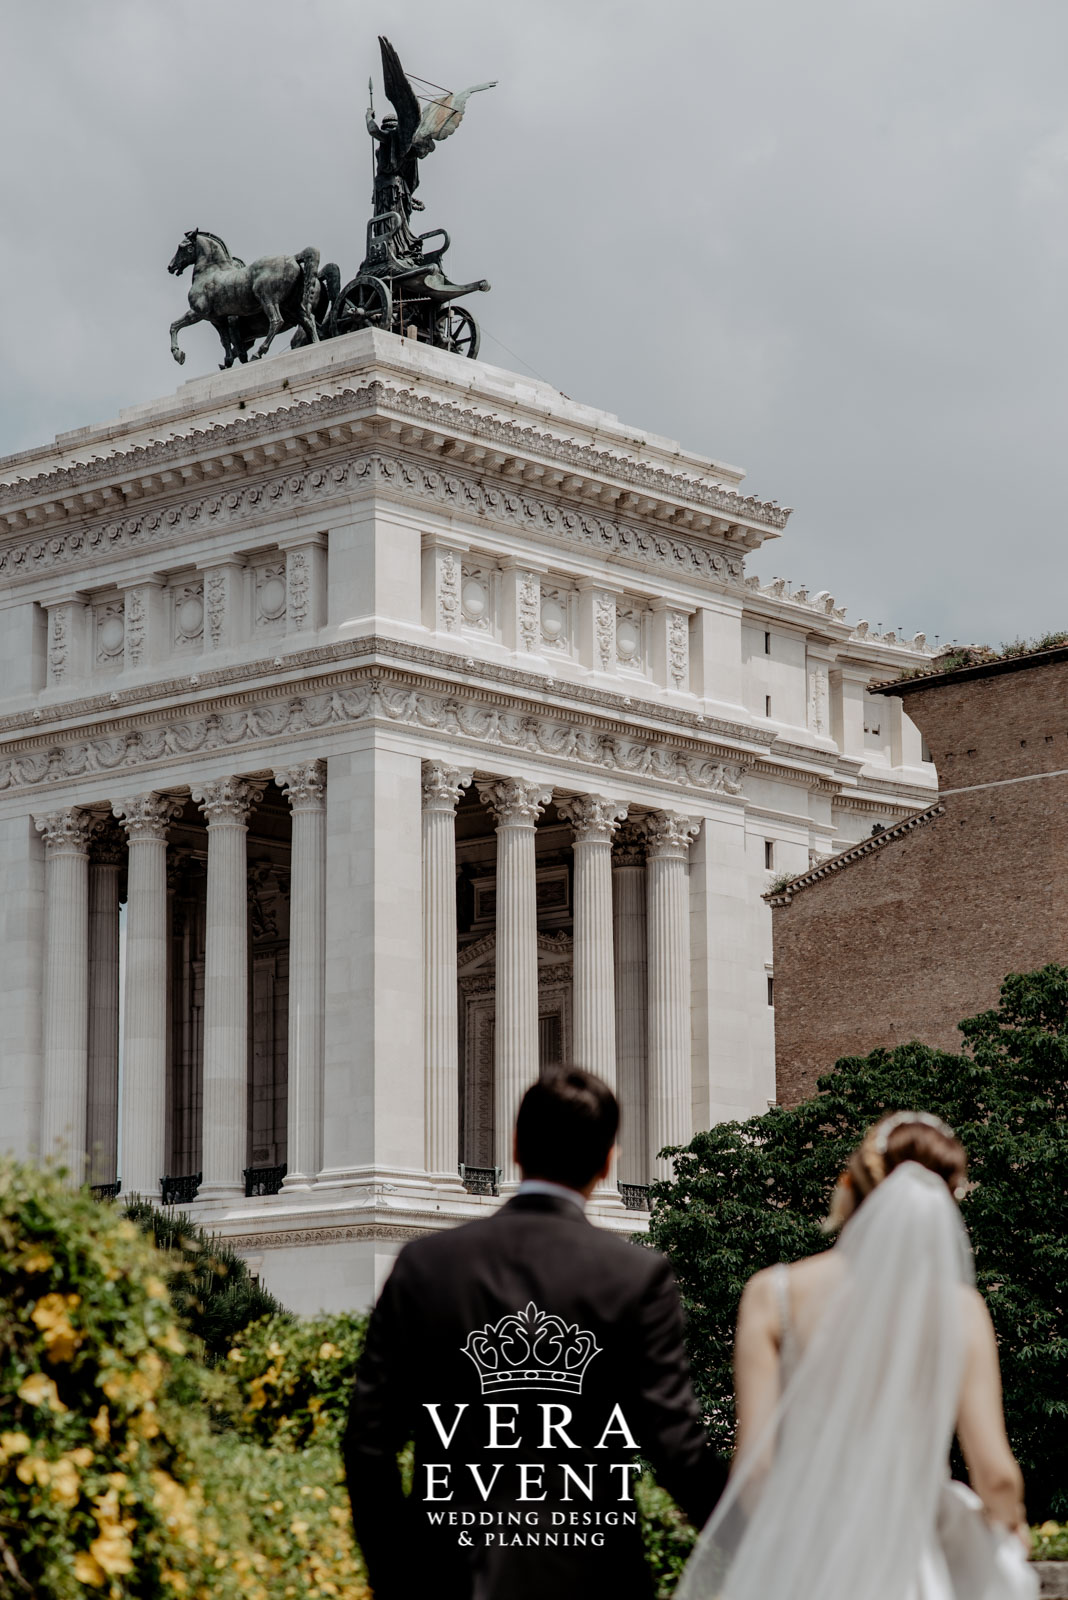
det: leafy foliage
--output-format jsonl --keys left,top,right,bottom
{"left": 122, "top": 1199, "right": 287, "bottom": 1362}
{"left": 224, "top": 1311, "right": 368, "bottom": 1449}
{"left": 648, "top": 966, "right": 1068, "bottom": 1520}
{"left": 0, "top": 1160, "right": 369, "bottom": 1600}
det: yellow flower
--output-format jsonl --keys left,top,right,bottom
{"left": 31, "top": 1293, "right": 82, "bottom": 1363}
{"left": 145, "top": 1276, "right": 169, "bottom": 1300}
{"left": 227, "top": 1347, "right": 244, "bottom": 1363}
{"left": 21, "top": 1249, "right": 53, "bottom": 1273}
{"left": 158, "top": 1325, "right": 186, "bottom": 1356}
{"left": 73, "top": 1549, "right": 107, "bottom": 1587}
{"left": 90, "top": 1406, "right": 110, "bottom": 1444}
{"left": 17, "top": 1371, "right": 67, "bottom": 1412}
{"left": 0, "top": 1431, "right": 31, "bottom": 1460}
{"left": 89, "top": 1527, "right": 134, "bottom": 1576}
{"left": 49, "top": 1457, "right": 80, "bottom": 1508}
{"left": 318, "top": 1342, "right": 340, "bottom": 1361}
{"left": 291, "top": 1519, "right": 310, "bottom": 1536}
{"left": 16, "top": 1455, "right": 51, "bottom": 1487}
{"left": 66, "top": 1446, "right": 95, "bottom": 1468}
{"left": 1038, "top": 1520, "right": 1061, "bottom": 1536}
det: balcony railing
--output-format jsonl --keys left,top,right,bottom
{"left": 619, "top": 1183, "right": 651, "bottom": 1212}
{"left": 244, "top": 1163, "right": 287, "bottom": 1197}
{"left": 161, "top": 1172, "right": 201, "bottom": 1206}
{"left": 459, "top": 1164, "right": 501, "bottom": 1197}
{"left": 90, "top": 1181, "right": 121, "bottom": 1201}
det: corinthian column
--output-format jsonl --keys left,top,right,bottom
{"left": 87, "top": 826, "right": 123, "bottom": 1186}
{"left": 643, "top": 811, "right": 700, "bottom": 1179}
{"left": 422, "top": 762, "right": 471, "bottom": 1180}
{"left": 191, "top": 777, "right": 264, "bottom": 1201}
{"left": 33, "top": 808, "right": 92, "bottom": 1176}
{"left": 477, "top": 777, "right": 552, "bottom": 1183}
{"left": 274, "top": 761, "right": 327, "bottom": 1188}
{"left": 113, "top": 793, "right": 183, "bottom": 1199}
{"left": 612, "top": 822, "right": 649, "bottom": 1185}
{"left": 557, "top": 795, "right": 628, "bottom": 1088}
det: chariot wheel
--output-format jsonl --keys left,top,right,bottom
{"left": 435, "top": 304, "right": 480, "bottom": 359}
{"left": 328, "top": 275, "right": 392, "bottom": 338}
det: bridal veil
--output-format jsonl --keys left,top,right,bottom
{"left": 677, "top": 1161, "right": 974, "bottom": 1600}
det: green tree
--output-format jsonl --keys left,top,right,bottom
{"left": 647, "top": 965, "right": 1068, "bottom": 1519}
{"left": 122, "top": 1199, "right": 288, "bottom": 1362}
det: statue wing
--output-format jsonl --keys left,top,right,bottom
{"left": 378, "top": 35, "right": 421, "bottom": 155}
{"left": 414, "top": 80, "right": 497, "bottom": 144}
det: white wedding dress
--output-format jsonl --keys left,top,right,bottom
{"left": 676, "top": 1163, "right": 1037, "bottom": 1600}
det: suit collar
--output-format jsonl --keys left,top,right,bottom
{"left": 501, "top": 1191, "right": 590, "bottom": 1224}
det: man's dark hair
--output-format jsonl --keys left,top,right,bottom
{"left": 515, "top": 1067, "right": 619, "bottom": 1190}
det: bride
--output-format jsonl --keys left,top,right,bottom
{"left": 677, "top": 1112, "right": 1034, "bottom": 1600}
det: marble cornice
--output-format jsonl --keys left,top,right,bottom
{"left": 0, "top": 640, "right": 773, "bottom": 801}
{"left": 0, "top": 449, "right": 755, "bottom": 604}
{"left": 0, "top": 379, "right": 788, "bottom": 550}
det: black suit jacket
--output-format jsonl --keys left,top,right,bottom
{"left": 344, "top": 1193, "right": 724, "bottom": 1600}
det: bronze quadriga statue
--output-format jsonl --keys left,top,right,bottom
{"left": 167, "top": 37, "right": 495, "bottom": 371}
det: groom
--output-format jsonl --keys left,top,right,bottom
{"left": 344, "top": 1066, "right": 725, "bottom": 1600}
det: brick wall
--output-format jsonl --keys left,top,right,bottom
{"left": 772, "top": 652, "right": 1068, "bottom": 1108}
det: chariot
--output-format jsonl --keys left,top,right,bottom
{"left": 327, "top": 206, "right": 490, "bottom": 358}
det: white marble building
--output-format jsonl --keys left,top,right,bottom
{"left": 0, "top": 331, "right": 935, "bottom": 1309}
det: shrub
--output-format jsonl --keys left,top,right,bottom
{"left": 0, "top": 1160, "right": 370, "bottom": 1600}
{"left": 225, "top": 1310, "right": 368, "bottom": 1449}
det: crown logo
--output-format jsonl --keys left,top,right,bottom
{"left": 462, "top": 1301, "right": 602, "bottom": 1396}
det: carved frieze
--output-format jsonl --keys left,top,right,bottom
{"left": 172, "top": 580, "right": 205, "bottom": 648}
{"left": 668, "top": 610, "right": 689, "bottom": 691}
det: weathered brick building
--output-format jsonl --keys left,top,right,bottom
{"left": 769, "top": 644, "right": 1068, "bottom": 1107}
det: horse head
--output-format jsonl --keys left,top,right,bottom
{"left": 167, "top": 230, "right": 200, "bottom": 277}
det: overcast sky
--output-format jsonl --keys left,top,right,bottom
{"left": 2, "top": 0, "right": 1066, "bottom": 646}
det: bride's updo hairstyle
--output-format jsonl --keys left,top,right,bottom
{"left": 826, "top": 1111, "right": 967, "bottom": 1230}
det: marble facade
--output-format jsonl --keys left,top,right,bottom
{"left": 0, "top": 330, "right": 936, "bottom": 1309}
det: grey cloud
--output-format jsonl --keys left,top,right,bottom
{"left": 2, "top": 0, "right": 1066, "bottom": 645}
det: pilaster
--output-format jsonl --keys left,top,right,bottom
{"left": 197, "top": 557, "right": 249, "bottom": 653}
{"left": 280, "top": 534, "right": 327, "bottom": 638}
{"left": 120, "top": 577, "right": 168, "bottom": 672}
{"left": 648, "top": 600, "right": 693, "bottom": 696}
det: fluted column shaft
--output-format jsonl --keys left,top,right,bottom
{"left": 478, "top": 777, "right": 551, "bottom": 1183}
{"left": 192, "top": 777, "right": 263, "bottom": 1200}
{"left": 422, "top": 763, "right": 471, "bottom": 1179}
{"left": 612, "top": 827, "right": 649, "bottom": 1185}
{"left": 558, "top": 795, "right": 628, "bottom": 1088}
{"left": 113, "top": 794, "right": 182, "bottom": 1198}
{"left": 644, "top": 812, "right": 700, "bottom": 1179}
{"left": 87, "top": 833, "right": 123, "bottom": 1185}
{"left": 275, "top": 762, "right": 327, "bottom": 1187}
{"left": 34, "top": 809, "right": 92, "bottom": 1176}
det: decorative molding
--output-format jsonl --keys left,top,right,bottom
{"left": 113, "top": 792, "right": 184, "bottom": 841}
{"left": 0, "top": 450, "right": 749, "bottom": 601}
{"left": 274, "top": 759, "right": 327, "bottom": 812}
{"left": 192, "top": 776, "right": 265, "bottom": 825}
{"left": 517, "top": 571, "right": 540, "bottom": 652}
{"left": 640, "top": 810, "right": 701, "bottom": 858}
{"left": 33, "top": 805, "right": 93, "bottom": 854}
{"left": 476, "top": 776, "right": 553, "bottom": 827}
{"left": 438, "top": 549, "right": 461, "bottom": 633}
{"left": 205, "top": 570, "right": 227, "bottom": 649}
{"left": 668, "top": 610, "right": 689, "bottom": 690}
{"left": 124, "top": 586, "right": 146, "bottom": 667}
{"left": 595, "top": 594, "right": 616, "bottom": 669}
{"left": 172, "top": 580, "right": 205, "bottom": 647}
{"left": 88, "top": 819, "right": 125, "bottom": 866}
{"left": 0, "top": 666, "right": 756, "bottom": 801}
{"left": 766, "top": 802, "right": 946, "bottom": 904}
{"left": 286, "top": 550, "right": 309, "bottom": 631}
{"left": 808, "top": 663, "right": 829, "bottom": 736}
{"left": 46, "top": 602, "right": 73, "bottom": 685}
{"left": 222, "top": 1223, "right": 430, "bottom": 1250}
{"left": 421, "top": 760, "right": 472, "bottom": 812}
{"left": 611, "top": 818, "right": 647, "bottom": 867}
{"left": 556, "top": 793, "right": 629, "bottom": 844}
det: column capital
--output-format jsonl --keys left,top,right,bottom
{"left": 113, "top": 792, "right": 183, "bottom": 841}
{"left": 33, "top": 807, "right": 94, "bottom": 856}
{"left": 275, "top": 760, "right": 327, "bottom": 812}
{"left": 476, "top": 777, "right": 552, "bottom": 827}
{"left": 641, "top": 810, "right": 701, "bottom": 860}
{"left": 557, "top": 794, "right": 629, "bottom": 844}
{"left": 611, "top": 818, "right": 648, "bottom": 867}
{"left": 192, "top": 776, "right": 264, "bottom": 825}
{"left": 88, "top": 819, "right": 126, "bottom": 867}
{"left": 422, "top": 761, "right": 472, "bottom": 813}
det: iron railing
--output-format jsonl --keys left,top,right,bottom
{"left": 244, "top": 1163, "right": 287, "bottom": 1198}
{"left": 160, "top": 1172, "right": 201, "bottom": 1206}
{"left": 459, "top": 1164, "right": 501, "bottom": 1197}
{"left": 619, "top": 1183, "right": 651, "bottom": 1212}
{"left": 90, "top": 1181, "right": 121, "bottom": 1201}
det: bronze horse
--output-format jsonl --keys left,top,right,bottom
{"left": 167, "top": 229, "right": 338, "bottom": 368}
